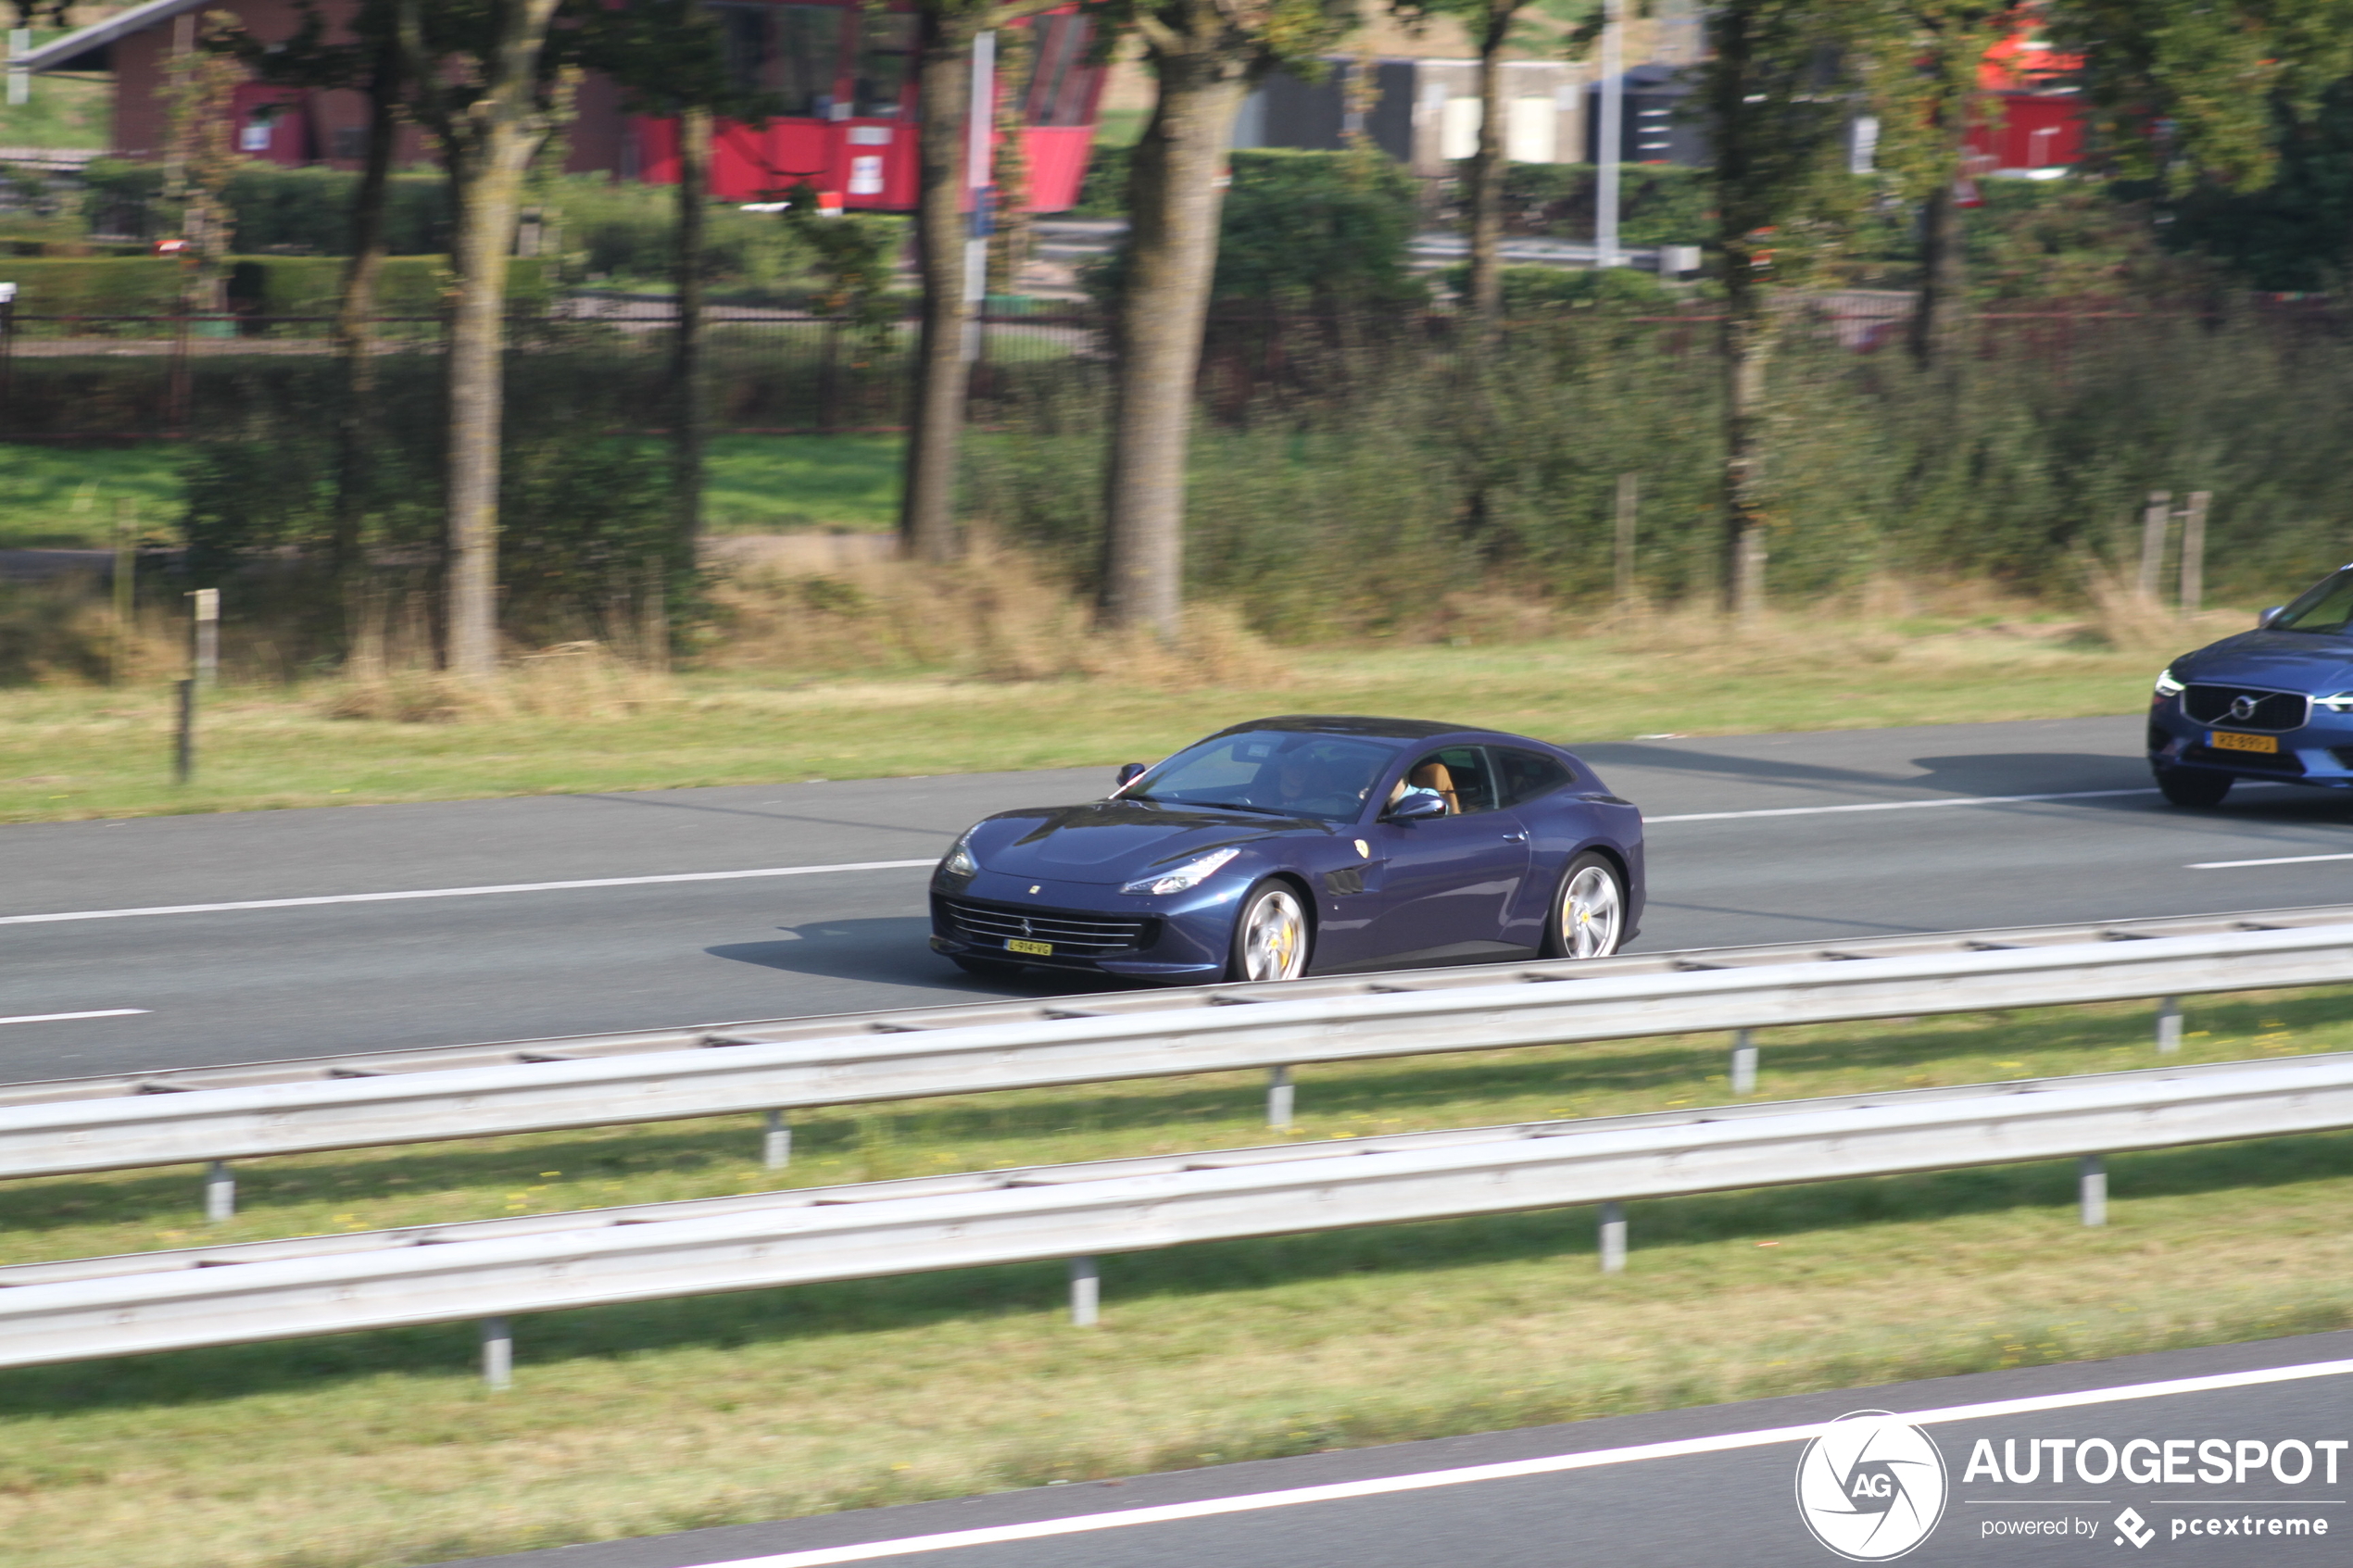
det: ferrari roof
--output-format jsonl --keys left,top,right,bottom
{"left": 1213, "top": 715, "right": 1482, "bottom": 741}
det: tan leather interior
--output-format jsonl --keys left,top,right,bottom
{"left": 1407, "top": 760, "right": 1459, "bottom": 814}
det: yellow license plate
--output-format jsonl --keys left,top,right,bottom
{"left": 2209, "top": 730, "right": 2279, "bottom": 754}
{"left": 1006, "top": 938, "right": 1053, "bottom": 956}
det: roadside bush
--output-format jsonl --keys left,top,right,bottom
{"left": 554, "top": 175, "right": 818, "bottom": 292}
{"left": 177, "top": 345, "right": 686, "bottom": 659}
{"left": 80, "top": 158, "right": 450, "bottom": 253}
{"left": 1436, "top": 264, "right": 1680, "bottom": 313}
{"left": 1088, "top": 148, "right": 1425, "bottom": 307}
{"left": 1493, "top": 163, "right": 1715, "bottom": 245}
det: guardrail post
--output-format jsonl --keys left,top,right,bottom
{"left": 1068, "top": 1256, "right": 1100, "bottom": 1326}
{"left": 480, "top": 1317, "right": 513, "bottom": 1388}
{"left": 2156, "top": 997, "right": 2182, "bottom": 1054}
{"left": 1266, "top": 1066, "right": 1294, "bottom": 1128}
{"left": 762, "top": 1109, "right": 791, "bottom": 1170}
{"left": 2079, "top": 1155, "right": 2107, "bottom": 1227}
{"left": 204, "top": 1160, "right": 234, "bottom": 1222}
{"left": 1730, "top": 1030, "right": 1757, "bottom": 1096}
{"left": 1598, "top": 1201, "right": 1626, "bottom": 1273}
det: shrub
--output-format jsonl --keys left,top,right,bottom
{"left": 1493, "top": 163, "right": 1715, "bottom": 246}
{"left": 1088, "top": 148, "right": 1426, "bottom": 307}
{"left": 1437, "top": 264, "right": 1680, "bottom": 314}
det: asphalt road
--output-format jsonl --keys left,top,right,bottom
{"left": 433, "top": 1329, "right": 2353, "bottom": 1568}
{"left": 6, "top": 713, "right": 2352, "bottom": 1084}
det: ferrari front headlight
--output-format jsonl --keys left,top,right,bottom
{"left": 2153, "top": 668, "right": 2184, "bottom": 698}
{"left": 1120, "top": 847, "right": 1239, "bottom": 897}
{"left": 940, "top": 836, "right": 978, "bottom": 881}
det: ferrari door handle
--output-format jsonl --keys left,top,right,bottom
{"left": 1501, "top": 828, "right": 1528, "bottom": 843}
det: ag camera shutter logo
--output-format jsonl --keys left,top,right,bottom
{"left": 1793, "top": 1411, "right": 1950, "bottom": 1561}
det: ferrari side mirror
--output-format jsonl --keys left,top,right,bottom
{"left": 1115, "top": 762, "right": 1148, "bottom": 788}
{"left": 1385, "top": 792, "right": 1448, "bottom": 822}
{"left": 2258, "top": 606, "right": 2284, "bottom": 629}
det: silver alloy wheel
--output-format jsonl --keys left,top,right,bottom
{"left": 1557, "top": 862, "right": 1624, "bottom": 959}
{"left": 1238, "top": 885, "right": 1309, "bottom": 982}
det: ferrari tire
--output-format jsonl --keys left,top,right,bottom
{"left": 2154, "top": 766, "right": 2233, "bottom": 809}
{"left": 950, "top": 954, "right": 1025, "bottom": 978}
{"left": 1541, "top": 852, "right": 1626, "bottom": 960}
{"left": 1227, "top": 881, "right": 1310, "bottom": 984}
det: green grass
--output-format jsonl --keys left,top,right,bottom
{"left": 699, "top": 433, "right": 900, "bottom": 533}
{"left": 3, "top": 990, "right": 2348, "bottom": 1568}
{"left": 0, "top": 627, "right": 2158, "bottom": 823}
{"left": 0, "top": 435, "right": 899, "bottom": 549}
{"left": 0, "top": 442, "right": 185, "bottom": 549}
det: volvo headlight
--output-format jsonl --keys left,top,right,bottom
{"left": 1120, "top": 847, "right": 1239, "bottom": 897}
{"left": 2320, "top": 693, "right": 2353, "bottom": 714}
{"left": 939, "top": 836, "right": 978, "bottom": 882}
{"left": 2153, "top": 668, "right": 2184, "bottom": 698}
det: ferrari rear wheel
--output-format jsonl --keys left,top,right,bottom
{"left": 1543, "top": 853, "right": 1625, "bottom": 960}
{"left": 1229, "top": 882, "right": 1310, "bottom": 983}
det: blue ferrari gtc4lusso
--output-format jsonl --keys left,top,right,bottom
{"left": 2148, "top": 564, "right": 2353, "bottom": 807}
{"left": 929, "top": 715, "right": 1645, "bottom": 985}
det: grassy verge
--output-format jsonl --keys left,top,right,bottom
{"left": 0, "top": 442, "right": 185, "bottom": 549}
{"left": 0, "top": 435, "right": 899, "bottom": 550}
{"left": 2, "top": 989, "right": 2347, "bottom": 1568}
{"left": 0, "top": 621, "right": 2158, "bottom": 825}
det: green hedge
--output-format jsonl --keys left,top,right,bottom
{"left": 0, "top": 256, "right": 549, "bottom": 319}
{"left": 80, "top": 158, "right": 452, "bottom": 255}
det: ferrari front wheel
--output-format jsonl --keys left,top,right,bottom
{"left": 1228, "top": 882, "right": 1310, "bottom": 983}
{"left": 1542, "top": 853, "right": 1625, "bottom": 960}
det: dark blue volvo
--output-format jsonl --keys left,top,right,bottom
{"left": 2148, "top": 564, "right": 2353, "bottom": 805}
{"left": 929, "top": 715, "right": 1645, "bottom": 985}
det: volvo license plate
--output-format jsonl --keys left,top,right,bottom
{"left": 1006, "top": 938, "right": 1053, "bottom": 956}
{"left": 2209, "top": 730, "right": 2279, "bottom": 754}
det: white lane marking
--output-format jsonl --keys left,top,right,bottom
{"left": 1646, "top": 787, "right": 2162, "bottom": 823}
{"left": 0, "top": 860, "right": 940, "bottom": 927}
{"left": 0, "top": 1009, "right": 148, "bottom": 1025}
{"left": 2190, "top": 850, "right": 2353, "bottom": 869}
{"left": 700, "top": 1356, "right": 2353, "bottom": 1566}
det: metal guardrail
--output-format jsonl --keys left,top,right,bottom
{"left": 6, "top": 907, "right": 2353, "bottom": 1207}
{"left": 5, "top": 1050, "right": 2347, "bottom": 1379}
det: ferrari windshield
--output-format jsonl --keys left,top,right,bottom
{"left": 1123, "top": 731, "right": 1402, "bottom": 822}
{"left": 2271, "top": 569, "right": 2353, "bottom": 634}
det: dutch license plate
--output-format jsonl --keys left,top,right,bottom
{"left": 1006, "top": 938, "right": 1054, "bottom": 957}
{"left": 2209, "top": 730, "right": 2279, "bottom": 754}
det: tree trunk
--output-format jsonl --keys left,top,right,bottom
{"left": 899, "top": 19, "right": 974, "bottom": 564}
{"left": 1466, "top": 0, "right": 1512, "bottom": 327}
{"left": 1098, "top": 53, "right": 1250, "bottom": 638}
{"left": 672, "top": 105, "right": 711, "bottom": 558}
{"left": 1907, "top": 95, "right": 1967, "bottom": 368}
{"left": 1720, "top": 277, "right": 1770, "bottom": 624}
{"left": 989, "top": 20, "right": 1033, "bottom": 296}
{"left": 432, "top": 0, "right": 560, "bottom": 678}
{"left": 333, "top": 44, "right": 398, "bottom": 605}
{"left": 443, "top": 133, "right": 539, "bottom": 676}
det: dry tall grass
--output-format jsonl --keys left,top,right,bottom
{"left": 701, "top": 535, "right": 1285, "bottom": 689}
{"left": 316, "top": 642, "right": 683, "bottom": 723}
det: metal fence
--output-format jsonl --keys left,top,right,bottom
{"left": 6, "top": 1047, "right": 2349, "bottom": 1382}
{"left": 8, "top": 905, "right": 2352, "bottom": 1219}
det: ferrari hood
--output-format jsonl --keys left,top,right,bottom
{"left": 963, "top": 800, "right": 1308, "bottom": 884}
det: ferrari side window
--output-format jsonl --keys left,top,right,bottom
{"left": 1495, "top": 748, "right": 1571, "bottom": 806}
{"left": 1405, "top": 746, "right": 1497, "bottom": 814}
